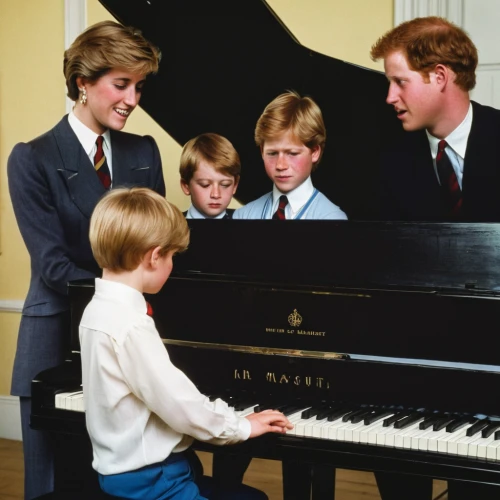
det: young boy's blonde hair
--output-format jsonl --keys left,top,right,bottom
{"left": 179, "top": 133, "right": 241, "bottom": 183}
{"left": 254, "top": 90, "right": 326, "bottom": 169}
{"left": 90, "top": 187, "right": 189, "bottom": 272}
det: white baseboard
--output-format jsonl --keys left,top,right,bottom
{"left": 0, "top": 395, "right": 22, "bottom": 441}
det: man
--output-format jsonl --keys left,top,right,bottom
{"left": 372, "top": 16, "right": 500, "bottom": 222}
{"left": 370, "top": 16, "right": 500, "bottom": 500}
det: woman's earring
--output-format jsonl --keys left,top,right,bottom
{"left": 79, "top": 87, "right": 87, "bottom": 105}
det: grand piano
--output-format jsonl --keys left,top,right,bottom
{"left": 30, "top": 1, "right": 500, "bottom": 499}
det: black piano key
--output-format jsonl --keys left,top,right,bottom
{"left": 494, "top": 430, "right": 500, "bottom": 440}
{"left": 364, "top": 409, "right": 394, "bottom": 425}
{"left": 316, "top": 403, "right": 347, "bottom": 420}
{"left": 446, "top": 416, "right": 475, "bottom": 433}
{"left": 393, "top": 412, "right": 425, "bottom": 429}
{"left": 432, "top": 416, "right": 456, "bottom": 432}
{"left": 383, "top": 410, "right": 412, "bottom": 427}
{"left": 481, "top": 422, "right": 500, "bottom": 438}
{"left": 280, "top": 406, "right": 306, "bottom": 417}
{"left": 351, "top": 409, "right": 375, "bottom": 424}
{"left": 302, "top": 403, "right": 331, "bottom": 419}
{"left": 466, "top": 419, "right": 490, "bottom": 437}
{"left": 342, "top": 408, "right": 363, "bottom": 422}
{"left": 327, "top": 407, "right": 356, "bottom": 422}
{"left": 419, "top": 415, "right": 443, "bottom": 430}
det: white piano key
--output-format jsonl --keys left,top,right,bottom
{"left": 436, "top": 426, "right": 466, "bottom": 454}
{"left": 382, "top": 426, "right": 402, "bottom": 448}
{"left": 486, "top": 439, "right": 500, "bottom": 460}
{"left": 344, "top": 420, "right": 369, "bottom": 442}
{"left": 294, "top": 416, "right": 318, "bottom": 437}
{"left": 457, "top": 434, "right": 483, "bottom": 456}
{"left": 394, "top": 422, "right": 422, "bottom": 449}
{"left": 427, "top": 428, "right": 449, "bottom": 453}
{"left": 446, "top": 428, "right": 471, "bottom": 455}
{"left": 410, "top": 428, "right": 434, "bottom": 450}
{"left": 376, "top": 424, "right": 399, "bottom": 446}
{"left": 477, "top": 436, "right": 497, "bottom": 459}
{"left": 305, "top": 417, "right": 327, "bottom": 437}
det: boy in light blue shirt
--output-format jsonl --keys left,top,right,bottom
{"left": 233, "top": 90, "right": 347, "bottom": 220}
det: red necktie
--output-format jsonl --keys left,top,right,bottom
{"left": 436, "top": 140, "right": 462, "bottom": 217}
{"left": 272, "top": 195, "right": 288, "bottom": 220}
{"left": 146, "top": 301, "right": 154, "bottom": 317}
{"left": 94, "top": 136, "right": 111, "bottom": 189}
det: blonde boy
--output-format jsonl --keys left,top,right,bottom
{"left": 81, "top": 187, "right": 292, "bottom": 499}
{"left": 233, "top": 91, "right": 347, "bottom": 220}
{"left": 180, "top": 133, "right": 240, "bottom": 219}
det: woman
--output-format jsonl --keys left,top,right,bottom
{"left": 7, "top": 20, "right": 164, "bottom": 499}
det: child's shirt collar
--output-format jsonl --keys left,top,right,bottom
{"left": 186, "top": 204, "right": 227, "bottom": 219}
{"left": 272, "top": 176, "right": 314, "bottom": 219}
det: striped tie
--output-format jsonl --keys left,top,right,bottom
{"left": 94, "top": 136, "right": 111, "bottom": 189}
{"left": 272, "top": 195, "right": 288, "bottom": 220}
{"left": 436, "top": 140, "right": 462, "bottom": 217}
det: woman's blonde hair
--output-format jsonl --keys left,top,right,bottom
{"left": 90, "top": 188, "right": 189, "bottom": 272}
{"left": 254, "top": 90, "right": 326, "bottom": 168}
{"left": 64, "top": 20, "right": 161, "bottom": 101}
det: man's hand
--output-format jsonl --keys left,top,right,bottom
{"left": 246, "top": 409, "right": 294, "bottom": 438}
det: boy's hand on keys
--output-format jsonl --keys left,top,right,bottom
{"left": 246, "top": 409, "right": 294, "bottom": 438}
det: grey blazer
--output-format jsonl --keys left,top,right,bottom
{"left": 9, "top": 115, "right": 165, "bottom": 395}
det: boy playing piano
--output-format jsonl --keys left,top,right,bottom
{"left": 80, "top": 187, "right": 292, "bottom": 499}
{"left": 233, "top": 90, "right": 347, "bottom": 220}
{"left": 180, "top": 133, "right": 240, "bottom": 219}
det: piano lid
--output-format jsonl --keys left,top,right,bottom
{"left": 98, "top": 0, "right": 404, "bottom": 219}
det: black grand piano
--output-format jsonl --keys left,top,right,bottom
{"left": 30, "top": 1, "right": 500, "bottom": 499}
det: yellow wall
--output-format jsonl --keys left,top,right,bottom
{"left": 0, "top": 0, "right": 392, "bottom": 396}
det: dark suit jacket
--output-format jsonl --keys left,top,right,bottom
{"left": 8, "top": 115, "right": 165, "bottom": 395}
{"left": 379, "top": 101, "right": 500, "bottom": 221}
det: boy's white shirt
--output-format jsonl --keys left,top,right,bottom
{"left": 186, "top": 204, "right": 227, "bottom": 219}
{"left": 79, "top": 278, "right": 250, "bottom": 475}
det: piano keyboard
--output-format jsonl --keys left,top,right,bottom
{"left": 55, "top": 390, "right": 84, "bottom": 412}
{"left": 54, "top": 392, "right": 500, "bottom": 461}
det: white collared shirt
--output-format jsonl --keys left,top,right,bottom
{"left": 79, "top": 278, "right": 251, "bottom": 475}
{"left": 68, "top": 111, "right": 113, "bottom": 181}
{"left": 426, "top": 103, "right": 473, "bottom": 190}
{"left": 186, "top": 204, "right": 227, "bottom": 219}
{"left": 271, "top": 176, "right": 315, "bottom": 219}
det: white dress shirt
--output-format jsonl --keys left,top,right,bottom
{"left": 68, "top": 111, "right": 113, "bottom": 182}
{"left": 186, "top": 204, "right": 227, "bottom": 219}
{"left": 79, "top": 278, "right": 251, "bottom": 475}
{"left": 426, "top": 103, "right": 473, "bottom": 190}
{"left": 271, "top": 177, "right": 315, "bottom": 219}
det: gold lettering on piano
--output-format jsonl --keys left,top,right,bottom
{"left": 234, "top": 369, "right": 251, "bottom": 380}
{"left": 265, "top": 372, "right": 330, "bottom": 390}
{"left": 297, "top": 330, "right": 326, "bottom": 337}
{"left": 265, "top": 327, "right": 326, "bottom": 337}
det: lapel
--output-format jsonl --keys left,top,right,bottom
{"left": 463, "top": 101, "right": 496, "bottom": 192}
{"left": 53, "top": 116, "right": 106, "bottom": 218}
{"left": 109, "top": 130, "right": 129, "bottom": 186}
{"left": 406, "top": 131, "right": 444, "bottom": 216}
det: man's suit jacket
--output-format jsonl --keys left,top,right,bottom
{"left": 8, "top": 115, "right": 165, "bottom": 395}
{"left": 379, "top": 101, "right": 500, "bottom": 221}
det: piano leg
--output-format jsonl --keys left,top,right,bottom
{"left": 282, "top": 461, "right": 312, "bottom": 500}
{"left": 312, "top": 465, "right": 335, "bottom": 500}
